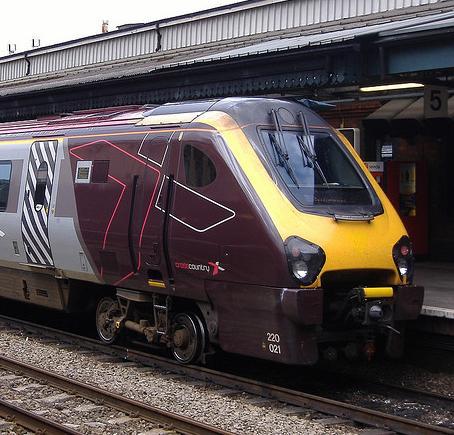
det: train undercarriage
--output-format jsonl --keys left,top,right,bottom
{"left": 0, "top": 264, "right": 423, "bottom": 365}
{"left": 94, "top": 284, "right": 423, "bottom": 365}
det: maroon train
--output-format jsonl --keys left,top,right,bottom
{"left": 0, "top": 98, "right": 423, "bottom": 364}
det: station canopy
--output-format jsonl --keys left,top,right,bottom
{"left": 1, "top": 1, "right": 454, "bottom": 120}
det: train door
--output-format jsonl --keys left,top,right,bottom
{"left": 165, "top": 130, "right": 236, "bottom": 300}
{"left": 21, "top": 140, "right": 58, "bottom": 266}
{"left": 69, "top": 133, "right": 151, "bottom": 285}
{"left": 137, "top": 130, "right": 176, "bottom": 289}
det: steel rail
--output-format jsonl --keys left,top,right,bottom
{"left": 1, "top": 314, "right": 453, "bottom": 435}
{"left": 0, "top": 354, "right": 231, "bottom": 435}
{"left": 125, "top": 353, "right": 453, "bottom": 435}
{"left": 315, "top": 367, "right": 454, "bottom": 406}
{"left": 0, "top": 396, "right": 81, "bottom": 435}
{"left": 408, "top": 332, "right": 454, "bottom": 352}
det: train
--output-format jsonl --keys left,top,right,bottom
{"left": 0, "top": 97, "right": 423, "bottom": 365}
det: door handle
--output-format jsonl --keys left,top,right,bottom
{"left": 146, "top": 243, "right": 160, "bottom": 266}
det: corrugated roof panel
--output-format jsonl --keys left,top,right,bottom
{"left": 333, "top": 0, "right": 341, "bottom": 20}
{"left": 0, "top": 8, "right": 451, "bottom": 96}
{"left": 305, "top": 1, "right": 314, "bottom": 25}
{"left": 289, "top": 1, "right": 299, "bottom": 27}
{"left": 189, "top": 9, "right": 454, "bottom": 63}
{"left": 380, "top": 15, "right": 454, "bottom": 36}
{"left": 0, "top": 0, "right": 448, "bottom": 85}
{"left": 379, "top": 0, "right": 388, "bottom": 12}
{"left": 69, "top": 48, "right": 76, "bottom": 70}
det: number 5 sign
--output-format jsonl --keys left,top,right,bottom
{"left": 424, "top": 85, "right": 448, "bottom": 118}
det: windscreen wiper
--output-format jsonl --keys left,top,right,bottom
{"left": 297, "top": 111, "right": 330, "bottom": 187}
{"left": 296, "top": 135, "right": 330, "bottom": 187}
{"left": 269, "top": 134, "right": 299, "bottom": 187}
{"left": 270, "top": 109, "right": 299, "bottom": 187}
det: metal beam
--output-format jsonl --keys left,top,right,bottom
{"left": 386, "top": 39, "right": 454, "bottom": 74}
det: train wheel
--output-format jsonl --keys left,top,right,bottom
{"left": 96, "top": 297, "right": 120, "bottom": 344}
{"left": 171, "top": 312, "right": 206, "bottom": 364}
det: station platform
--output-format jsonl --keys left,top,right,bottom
{"left": 412, "top": 262, "right": 454, "bottom": 336}
{"left": 415, "top": 262, "right": 454, "bottom": 318}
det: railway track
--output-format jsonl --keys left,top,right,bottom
{"left": 0, "top": 334, "right": 231, "bottom": 434}
{"left": 0, "top": 395, "right": 81, "bottom": 435}
{"left": 314, "top": 367, "right": 454, "bottom": 405}
{"left": 302, "top": 367, "right": 454, "bottom": 430}
{"left": 408, "top": 331, "right": 454, "bottom": 352}
{"left": 0, "top": 313, "right": 453, "bottom": 435}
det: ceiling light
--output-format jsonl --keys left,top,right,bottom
{"left": 360, "top": 83, "right": 424, "bottom": 92}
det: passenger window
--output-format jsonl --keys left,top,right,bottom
{"left": 183, "top": 145, "right": 216, "bottom": 188}
{"left": 34, "top": 162, "right": 48, "bottom": 211}
{"left": 0, "top": 161, "right": 11, "bottom": 212}
{"left": 91, "top": 160, "right": 109, "bottom": 183}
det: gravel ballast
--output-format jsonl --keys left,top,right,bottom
{"left": 0, "top": 366, "right": 171, "bottom": 434}
{"left": 0, "top": 326, "right": 357, "bottom": 435}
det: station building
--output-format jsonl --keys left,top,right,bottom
{"left": 1, "top": 0, "right": 453, "bottom": 321}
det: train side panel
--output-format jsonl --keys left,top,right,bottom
{"left": 0, "top": 137, "right": 99, "bottom": 309}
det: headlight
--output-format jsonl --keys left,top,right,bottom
{"left": 284, "top": 236, "right": 326, "bottom": 286}
{"left": 392, "top": 236, "right": 414, "bottom": 283}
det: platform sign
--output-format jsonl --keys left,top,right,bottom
{"left": 381, "top": 143, "right": 394, "bottom": 161}
{"left": 365, "top": 161, "right": 384, "bottom": 186}
{"left": 424, "top": 85, "right": 448, "bottom": 118}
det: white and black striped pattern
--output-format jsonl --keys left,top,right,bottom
{"left": 21, "top": 140, "right": 58, "bottom": 266}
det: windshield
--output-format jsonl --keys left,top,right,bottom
{"left": 261, "top": 130, "right": 378, "bottom": 210}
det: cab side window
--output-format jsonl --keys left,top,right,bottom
{"left": 91, "top": 160, "right": 109, "bottom": 183}
{"left": 0, "top": 161, "right": 12, "bottom": 212}
{"left": 183, "top": 145, "right": 216, "bottom": 188}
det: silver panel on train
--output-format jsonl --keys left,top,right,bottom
{"left": 48, "top": 141, "right": 97, "bottom": 281}
{"left": 0, "top": 0, "right": 443, "bottom": 81}
{"left": 0, "top": 139, "right": 97, "bottom": 281}
{"left": 0, "top": 143, "right": 30, "bottom": 267}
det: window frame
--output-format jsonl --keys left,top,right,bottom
{"left": 257, "top": 126, "right": 383, "bottom": 217}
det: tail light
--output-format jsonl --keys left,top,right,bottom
{"left": 285, "top": 236, "right": 326, "bottom": 286}
{"left": 392, "top": 236, "right": 414, "bottom": 283}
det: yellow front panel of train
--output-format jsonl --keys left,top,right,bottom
{"left": 199, "top": 111, "right": 405, "bottom": 287}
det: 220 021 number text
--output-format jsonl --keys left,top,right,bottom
{"left": 266, "top": 332, "right": 281, "bottom": 354}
